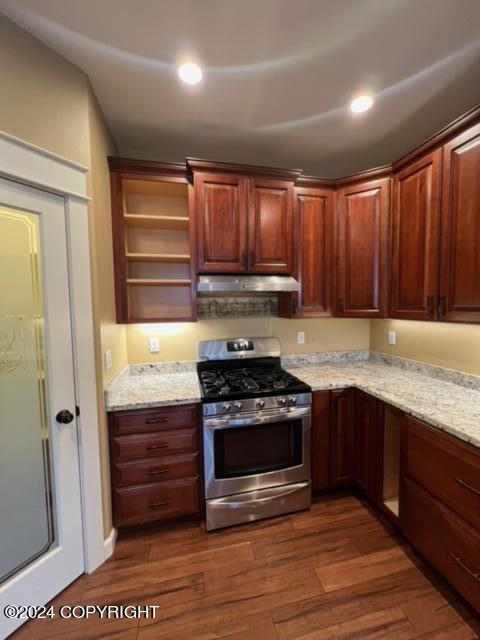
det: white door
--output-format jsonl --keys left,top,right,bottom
{"left": 0, "top": 178, "right": 84, "bottom": 639}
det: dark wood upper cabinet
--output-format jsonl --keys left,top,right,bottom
{"left": 278, "top": 184, "right": 333, "bottom": 318}
{"left": 296, "top": 186, "right": 333, "bottom": 315}
{"left": 390, "top": 150, "right": 441, "bottom": 320}
{"left": 439, "top": 122, "right": 480, "bottom": 323}
{"left": 247, "top": 178, "right": 294, "bottom": 273}
{"left": 190, "top": 160, "right": 299, "bottom": 275}
{"left": 195, "top": 173, "right": 247, "bottom": 272}
{"left": 335, "top": 178, "right": 390, "bottom": 317}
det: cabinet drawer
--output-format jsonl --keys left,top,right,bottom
{"left": 112, "top": 429, "right": 197, "bottom": 462}
{"left": 404, "top": 417, "right": 480, "bottom": 531}
{"left": 111, "top": 404, "right": 198, "bottom": 436}
{"left": 402, "top": 478, "right": 480, "bottom": 612}
{"left": 114, "top": 477, "right": 200, "bottom": 527}
{"left": 113, "top": 452, "right": 199, "bottom": 487}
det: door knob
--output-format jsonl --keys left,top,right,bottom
{"left": 56, "top": 409, "right": 74, "bottom": 424}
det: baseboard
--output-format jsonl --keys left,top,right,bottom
{"left": 104, "top": 527, "right": 118, "bottom": 560}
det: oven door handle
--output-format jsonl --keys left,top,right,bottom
{"left": 208, "top": 481, "right": 310, "bottom": 509}
{"left": 204, "top": 406, "right": 310, "bottom": 429}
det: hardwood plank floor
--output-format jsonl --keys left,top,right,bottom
{"left": 11, "top": 494, "right": 480, "bottom": 640}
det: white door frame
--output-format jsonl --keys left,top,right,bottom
{"left": 0, "top": 130, "right": 106, "bottom": 573}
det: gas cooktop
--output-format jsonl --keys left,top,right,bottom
{"left": 197, "top": 359, "right": 310, "bottom": 402}
{"left": 197, "top": 337, "right": 311, "bottom": 402}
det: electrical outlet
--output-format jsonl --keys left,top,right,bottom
{"left": 297, "top": 331, "right": 305, "bottom": 345}
{"left": 149, "top": 337, "right": 160, "bottom": 353}
{"left": 388, "top": 330, "right": 396, "bottom": 346}
{"left": 104, "top": 349, "right": 112, "bottom": 371}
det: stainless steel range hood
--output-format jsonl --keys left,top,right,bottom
{"left": 198, "top": 274, "right": 300, "bottom": 293}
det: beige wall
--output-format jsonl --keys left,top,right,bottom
{"left": 86, "top": 89, "right": 127, "bottom": 532}
{"left": 0, "top": 14, "right": 128, "bottom": 536}
{"left": 126, "top": 317, "right": 370, "bottom": 362}
{"left": 371, "top": 320, "right": 480, "bottom": 375}
{"left": 0, "top": 14, "right": 90, "bottom": 166}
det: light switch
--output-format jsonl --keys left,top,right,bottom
{"left": 149, "top": 337, "right": 160, "bottom": 353}
{"left": 104, "top": 349, "right": 112, "bottom": 371}
{"left": 297, "top": 331, "right": 305, "bottom": 345}
{"left": 388, "top": 330, "right": 396, "bottom": 346}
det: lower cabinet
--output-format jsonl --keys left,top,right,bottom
{"left": 108, "top": 404, "right": 202, "bottom": 528}
{"left": 329, "top": 389, "right": 354, "bottom": 488}
{"left": 311, "top": 391, "right": 330, "bottom": 491}
{"left": 352, "top": 390, "right": 379, "bottom": 501}
{"left": 401, "top": 415, "right": 480, "bottom": 613}
{"left": 402, "top": 477, "right": 480, "bottom": 612}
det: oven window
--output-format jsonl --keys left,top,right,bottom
{"left": 214, "top": 419, "right": 303, "bottom": 479}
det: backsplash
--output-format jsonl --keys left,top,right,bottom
{"left": 197, "top": 296, "right": 277, "bottom": 318}
{"left": 369, "top": 351, "right": 480, "bottom": 393}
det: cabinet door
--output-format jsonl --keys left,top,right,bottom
{"left": 247, "top": 178, "right": 294, "bottom": 273}
{"left": 391, "top": 150, "right": 441, "bottom": 320}
{"left": 439, "top": 123, "right": 480, "bottom": 322}
{"left": 401, "top": 478, "right": 480, "bottom": 613}
{"left": 353, "top": 390, "right": 378, "bottom": 501}
{"left": 311, "top": 391, "right": 330, "bottom": 492}
{"left": 195, "top": 173, "right": 247, "bottom": 272}
{"left": 329, "top": 389, "right": 354, "bottom": 487}
{"left": 335, "top": 178, "right": 390, "bottom": 317}
{"left": 295, "top": 186, "right": 333, "bottom": 316}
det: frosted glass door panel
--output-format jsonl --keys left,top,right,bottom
{"left": 0, "top": 207, "right": 55, "bottom": 583}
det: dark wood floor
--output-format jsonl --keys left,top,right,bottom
{"left": 13, "top": 494, "right": 480, "bottom": 639}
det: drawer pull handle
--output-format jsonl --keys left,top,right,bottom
{"left": 449, "top": 553, "right": 480, "bottom": 582}
{"left": 145, "top": 418, "right": 168, "bottom": 424}
{"left": 454, "top": 477, "right": 480, "bottom": 497}
{"left": 146, "top": 443, "right": 168, "bottom": 450}
{"left": 148, "top": 501, "right": 169, "bottom": 509}
{"left": 146, "top": 468, "right": 169, "bottom": 476}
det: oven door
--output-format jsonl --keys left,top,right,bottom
{"left": 204, "top": 406, "right": 311, "bottom": 499}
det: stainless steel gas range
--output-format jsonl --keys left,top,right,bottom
{"left": 197, "top": 337, "right": 312, "bottom": 531}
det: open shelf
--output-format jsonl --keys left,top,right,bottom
{"left": 127, "top": 283, "right": 193, "bottom": 322}
{"left": 112, "top": 171, "right": 195, "bottom": 323}
{"left": 125, "top": 252, "right": 191, "bottom": 263}
{"left": 384, "top": 497, "right": 399, "bottom": 517}
{"left": 382, "top": 405, "right": 402, "bottom": 519}
{"left": 124, "top": 214, "right": 189, "bottom": 230}
{"left": 127, "top": 278, "right": 191, "bottom": 287}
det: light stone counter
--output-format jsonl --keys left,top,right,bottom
{"left": 105, "top": 352, "right": 480, "bottom": 448}
{"left": 105, "top": 366, "right": 201, "bottom": 412}
{"left": 284, "top": 359, "right": 480, "bottom": 448}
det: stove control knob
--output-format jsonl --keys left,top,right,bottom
{"left": 288, "top": 397, "right": 297, "bottom": 405}
{"left": 234, "top": 402, "right": 243, "bottom": 410}
{"left": 278, "top": 397, "right": 287, "bottom": 406}
{"left": 222, "top": 403, "right": 231, "bottom": 412}
{"left": 256, "top": 399, "right": 266, "bottom": 409}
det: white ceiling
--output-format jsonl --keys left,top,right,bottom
{"left": 2, "top": 0, "right": 480, "bottom": 176}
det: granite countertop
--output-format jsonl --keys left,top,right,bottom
{"left": 284, "top": 360, "right": 480, "bottom": 448}
{"left": 105, "top": 363, "right": 201, "bottom": 412}
{"left": 105, "top": 353, "right": 480, "bottom": 449}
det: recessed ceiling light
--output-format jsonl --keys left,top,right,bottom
{"left": 350, "top": 95, "right": 374, "bottom": 113}
{"left": 178, "top": 62, "right": 203, "bottom": 85}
